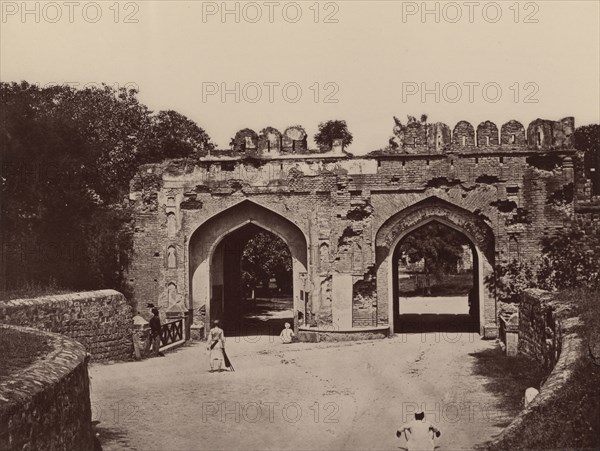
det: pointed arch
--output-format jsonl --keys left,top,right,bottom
{"left": 188, "top": 200, "right": 308, "bottom": 333}
{"left": 374, "top": 197, "right": 496, "bottom": 336}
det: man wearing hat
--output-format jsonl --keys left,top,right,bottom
{"left": 396, "top": 410, "right": 441, "bottom": 451}
{"left": 145, "top": 307, "right": 164, "bottom": 357}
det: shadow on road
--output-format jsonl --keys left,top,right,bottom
{"left": 468, "top": 347, "right": 545, "bottom": 429}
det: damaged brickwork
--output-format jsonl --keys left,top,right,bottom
{"left": 128, "top": 117, "right": 587, "bottom": 339}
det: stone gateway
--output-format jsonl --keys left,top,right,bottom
{"left": 128, "top": 117, "right": 578, "bottom": 339}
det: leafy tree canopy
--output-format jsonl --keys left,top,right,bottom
{"left": 314, "top": 119, "right": 353, "bottom": 150}
{"left": 0, "top": 81, "right": 213, "bottom": 293}
{"left": 150, "top": 110, "right": 215, "bottom": 161}
{"left": 399, "top": 221, "right": 470, "bottom": 275}
{"left": 241, "top": 231, "right": 292, "bottom": 294}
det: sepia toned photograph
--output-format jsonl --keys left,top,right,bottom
{"left": 1, "top": 1, "right": 599, "bottom": 450}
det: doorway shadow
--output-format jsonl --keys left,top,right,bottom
{"left": 224, "top": 297, "right": 294, "bottom": 337}
{"left": 396, "top": 313, "right": 479, "bottom": 333}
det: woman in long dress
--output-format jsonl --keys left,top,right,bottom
{"left": 207, "top": 320, "right": 225, "bottom": 372}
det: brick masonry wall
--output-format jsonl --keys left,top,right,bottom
{"left": 517, "top": 289, "right": 563, "bottom": 371}
{"left": 0, "top": 325, "right": 94, "bottom": 450}
{"left": 0, "top": 290, "right": 133, "bottom": 361}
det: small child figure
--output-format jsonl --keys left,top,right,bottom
{"left": 280, "top": 322, "right": 295, "bottom": 344}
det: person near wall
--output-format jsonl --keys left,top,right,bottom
{"left": 207, "top": 320, "right": 226, "bottom": 372}
{"left": 280, "top": 322, "right": 295, "bottom": 344}
{"left": 145, "top": 308, "right": 164, "bottom": 357}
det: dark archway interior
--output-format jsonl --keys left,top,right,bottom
{"left": 392, "top": 221, "right": 480, "bottom": 333}
{"left": 211, "top": 223, "right": 294, "bottom": 337}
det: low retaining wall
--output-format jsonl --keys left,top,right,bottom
{"left": 298, "top": 326, "right": 389, "bottom": 342}
{"left": 0, "top": 290, "right": 133, "bottom": 361}
{"left": 485, "top": 289, "right": 584, "bottom": 449}
{"left": 0, "top": 325, "right": 94, "bottom": 450}
{"left": 517, "top": 289, "right": 570, "bottom": 371}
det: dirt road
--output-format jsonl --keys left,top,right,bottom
{"left": 90, "top": 330, "right": 513, "bottom": 450}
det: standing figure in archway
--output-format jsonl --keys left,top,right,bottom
{"left": 207, "top": 320, "right": 225, "bottom": 372}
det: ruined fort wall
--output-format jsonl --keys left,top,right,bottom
{"left": 129, "top": 118, "right": 577, "bottom": 336}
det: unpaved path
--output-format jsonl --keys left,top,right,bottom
{"left": 90, "top": 333, "right": 511, "bottom": 450}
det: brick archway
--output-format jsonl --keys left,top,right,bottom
{"left": 375, "top": 197, "right": 496, "bottom": 337}
{"left": 188, "top": 200, "right": 308, "bottom": 335}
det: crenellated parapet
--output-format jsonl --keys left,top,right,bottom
{"left": 382, "top": 116, "right": 575, "bottom": 155}
{"left": 222, "top": 124, "right": 316, "bottom": 157}
{"left": 500, "top": 120, "right": 527, "bottom": 146}
{"left": 206, "top": 117, "right": 575, "bottom": 161}
{"left": 527, "top": 117, "right": 574, "bottom": 150}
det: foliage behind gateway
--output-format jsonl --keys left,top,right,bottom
{"left": 489, "top": 226, "right": 600, "bottom": 305}
{"left": 0, "top": 82, "right": 214, "bottom": 296}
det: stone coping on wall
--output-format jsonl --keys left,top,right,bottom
{"left": 0, "top": 288, "right": 121, "bottom": 308}
{"left": 177, "top": 147, "right": 577, "bottom": 164}
{"left": 0, "top": 325, "right": 87, "bottom": 406}
{"left": 0, "top": 325, "right": 93, "bottom": 450}
{"left": 483, "top": 293, "right": 585, "bottom": 449}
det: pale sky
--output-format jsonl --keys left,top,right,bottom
{"left": 2, "top": 0, "right": 599, "bottom": 153}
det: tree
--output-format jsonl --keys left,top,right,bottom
{"left": 314, "top": 120, "right": 353, "bottom": 151}
{"left": 0, "top": 81, "right": 214, "bottom": 294}
{"left": 150, "top": 110, "right": 214, "bottom": 161}
{"left": 399, "top": 222, "right": 470, "bottom": 276}
{"left": 241, "top": 231, "right": 292, "bottom": 294}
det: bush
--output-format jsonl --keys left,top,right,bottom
{"left": 490, "top": 227, "right": 600, "bottom": 304}
{"left": 538, "top": 228, "right": 600, "bottom": 291}
{"left": 487, "top": 259, "right": 538, "bottom": 304}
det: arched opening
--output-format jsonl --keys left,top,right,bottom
{"left": 392, "top": 221, "right": 479, "bottom": 333}
{"left": 211, "top": 224, "right": 294, "bottom": 336}
{"left": 188, "top": 200, "right": 308, "bottom": 338}
{"left": 375, "top": 197, "right": 496, "bottom": 337}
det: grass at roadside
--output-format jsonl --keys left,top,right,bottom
{"left": 0, "top": 326, "right": 51, "bottom": 381}
{"left": 488, "top": 357, "right": 599, "bottom": 450}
